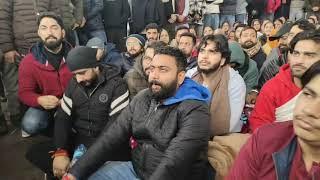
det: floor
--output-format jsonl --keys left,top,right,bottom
{"left": 0, "top": 126, "right": 47, "bottom": 180}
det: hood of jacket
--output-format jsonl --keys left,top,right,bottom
{"left": 229, "top": 42, "right": 250, "bottom": 77}
{"left": 164, "top": 78, "right": 211, "bottom": 105}
{"left": 30, "top": 41, "right": 72, "bottom": 65}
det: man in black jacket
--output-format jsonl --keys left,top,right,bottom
{"left": 25, "top": 46, "right": 130, "bottom": 179}
{"left": 64, "top": 46, "right": 211, "bottom": 180}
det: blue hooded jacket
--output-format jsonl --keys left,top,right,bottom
{"left": 163, "top": 78, "right": 211, "bottom": 106}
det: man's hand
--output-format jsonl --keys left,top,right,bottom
{"left": 4, "top": 50, "right": 20, "bottom": 64}
{"left": 168, "top": 14, "right": 177, "bottom": 24}
{"left": 37, "top": 95, "right": 60, "bottom": 109}
{"left": 72, "top": 23, "right": 80, "bottom": 30}
{"left": 62, "top": 173, "right": 77, "bottom": 180}
{"left": 53, "top": 156, "right": 70, "bottom": 178}
{"left": 177, "top": 15, "right": 186, "bottom": 23}
{"left": 246, "top": 90, "right": 259, "bottom": 105}
{"left": 80, "top": 17, "right": 86, "bottom": 28}
{"left": 312, "top": 6, "right": 319, "bottom": 12}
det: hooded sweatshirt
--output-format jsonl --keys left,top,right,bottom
{"left": 249, "top": 64, "right": 301, "bottom": 132}
{"left": 229, "top": 42, "right": 259, "bottom": 93}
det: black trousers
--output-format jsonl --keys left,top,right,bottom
{"left": 25, "top": 141, "right": 58, "bottom": 180}
{"left": 105, "top": 26, "right": 127, "bottom": 52}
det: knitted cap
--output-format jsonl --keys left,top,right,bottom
{"left": 86, "top": 37, "right": 105, "bottom": 49}
{"left": 66, "top": 46, "right": 99, "bottom": 71}
{"left": 126, "top": 34, "right": 146, "bottom": 47}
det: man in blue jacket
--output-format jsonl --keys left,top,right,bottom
{"left": 64, "top": 46, "right": 211, "bottom": 180}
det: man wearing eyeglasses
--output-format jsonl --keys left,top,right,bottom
{"left": 249, "top": 30, "right": 320, "bottom": 132}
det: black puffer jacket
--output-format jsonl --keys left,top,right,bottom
{"left": 54, "top": 64, "right": 129, "bottom": 149}
{"left": 69, "top": 79, "right": 211, "bottom": 180}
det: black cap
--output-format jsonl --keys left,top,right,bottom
{"left": 66, "top": 46, "right": 99, "bottom": 71}
{"left": 269, "top": 21, "right": 294, "bottom": 41}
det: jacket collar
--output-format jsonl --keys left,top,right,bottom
{"left": 272, "top": 135, "right": 297, "bottom": 180}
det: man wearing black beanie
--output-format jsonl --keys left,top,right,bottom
{"left": 25, "top": 46, "right": 130, "bottom": 179}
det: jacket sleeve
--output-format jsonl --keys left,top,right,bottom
{"left": 249, "top": 82, "right": 276, "bottom": 132}
{"left": 72, "top": 0, "right": 84, "bottom": 24}
{"left": 86, "top": 0, "right": 103, "bottom": 20}
{"left": 226, "top": 133, "right": 261, "bottom": 180}
{"left": 107, "top": 78, "right": 130, "bottom": 124}
{"left": 182, "top": 0, "right": 190, "bottom": 16}
{"left": 213, "top": 0, "right": 224, "bottom": 4}
{"left": 54, "top": 80, "right": 76, "bottom": 151}
{"left": 149, "top": 101, "right": 210, "bottom": 180}
{"left": 0, "top": 0, "right": 14, "bottom": 53}
{"left": 18, "top": 58, "right": 42, "bottom": 107}
{"left": 69, "top": 97, "right": 135, "bottom": 179}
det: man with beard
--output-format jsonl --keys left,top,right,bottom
{"left": 191, "top": 34, "right": 246, "bottom": 136}
{"left": 190, "top": 35, "right": 247, "bottom": 178}
{"left": 228, "top": 60, "right": 320, "bottom": 180}
{"left": 125, "top": 41, "right": 166, "bottom": 99}
{"left": 18, "top": 12, "right": 73, "bottom": 137}
{"left": 63, "top": 46, "right": 211, "bottom": 180}
{"left": 145, "top": 23, "right": 160, "bottom": 44}
{"left": 178, "top": 32, "right": 197, "bottom": 70}
{"left": 249, "top": 30, "right": 320, "bottom": 132}
{"left": 239, "top": 26, "right": 267, "bottom": 70}
{"left": 0, "top": 0, "right": 60, "bottom": 130}
{"left": 258, "top": 20, "right": 316, "bottom": 88}
{"left": 25, "top": 46, "right": 130, "bottom": 179}
{"left": 118, "top": 34, "right": 146, "bottom": 76}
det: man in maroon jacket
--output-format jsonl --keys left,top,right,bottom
{"left": 227, "top": 60, "right": 320, "bottom": 180}
{"left": 18, "top": 12, "right": 72, "bottom": 137}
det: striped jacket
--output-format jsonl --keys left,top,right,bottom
{"left": 54, "top": 64, "right": 129, "bottom": 149}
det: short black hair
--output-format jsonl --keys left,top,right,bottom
{"left": 37, "top": 12, "right": 64, "bottom": 29}
{"left": 292, "top": 19, "right": 316, "bottom": 31}
{"left": 235, "top": 24, "right": 246, "bottom": 31}
{"left": 175, "top": 25, "right": 189, "bottom": 36}
{"left": 146, "top": 41, "right": 166, "bottom": 50}
{"left": 240, "top": 26, "right": 257, "bottom": 37}
{"left": 154, "top": 46, "right": 187, "bottom": 72}
{"left": 198, "top": 34, "right": 231, "bottom": 65}
{"left": 145, "top": 23, "right": 160, "bottom": 32}
{"left": 289, "top": 30, "right": 320, "bottom": 53}
{"left": 301, "top": 60, "right": 320, "bottom": 87}
{"left": 179, "top": 32, "right": 197, "bottom": 45}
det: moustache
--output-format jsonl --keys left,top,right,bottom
{"left": 149, "top": 80, "right": 162, "bottom": 86}
{"left": 45, "top": 36, "right": 57, "bottom": 41}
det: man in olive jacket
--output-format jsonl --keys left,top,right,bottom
{"left": 64, "top": 46, "right": 211, "bottom": 180}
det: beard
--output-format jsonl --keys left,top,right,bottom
{"left": 128, "top": 49, "right": 142, "bottom": 58}
{"left": 197, "top": 62, "right": 220, "bottom": 74}
{"left": 241, "top": 41, "right": 256, "bottom": 49}
{"left": 149, "top": 79, "right": 178, "bottom": 101}
{"left": 80, "top": 71, "right": 98, "bottom": 87}
{"left": 43, "top": 35, "right": 63, "bottom": 51}
{"left": 279, "top": 44, "right": 289, "bottom": 54}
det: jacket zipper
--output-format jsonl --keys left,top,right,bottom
{"left": 145, "top": 102, "right": 160, "bottom": 127}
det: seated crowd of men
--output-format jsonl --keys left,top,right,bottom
{"left": 1, "top": 9, "right": 320, "bottom": 180}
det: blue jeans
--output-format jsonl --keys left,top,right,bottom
{"left": 203, "top": 14, "right": 220, "bottom": 29}
{"left": 88, "top": 161, "right": 139, "bottom": 180}
{"left": 236, "top": 14, "right": 247, "bottom": 24}
{"left": 21, "top": 107, "right": 52, "bottom": 134}
{"left": 220, "top": 15, "right": 235, "bottom": 27}
{"left": 89, "top": 30, "right": 108, "bottom": 43}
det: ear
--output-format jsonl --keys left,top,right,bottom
{"left": 220, "top": 57, "right": 226, "bottom": 66}
{"left": 62, "top": 29, "right": 66, "bottom": 39}
{"left": 177, "top": 71, "right": 186, "bottom": 86}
